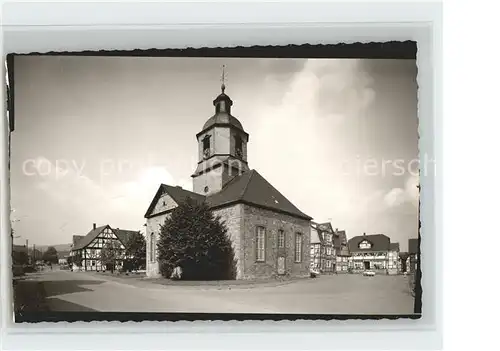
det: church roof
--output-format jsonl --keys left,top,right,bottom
{"left": 145, "top": 170, "right": 312, "bottom": 221}
{"left": 144, "top": 184, "right": 206, "bottom": 218}
{"left": 207, "top": 170, "right": 312, "bottom": 220}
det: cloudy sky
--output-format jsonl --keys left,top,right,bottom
{"left": 10, "top": 56, "right": 419, "bottom": 251}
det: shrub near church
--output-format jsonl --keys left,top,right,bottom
{"left": 157, "top": 197, "right": 237, "bottom": 280}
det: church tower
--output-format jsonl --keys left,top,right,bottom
{"left": 191, "top": 68, "right": 250, "bottom": 196}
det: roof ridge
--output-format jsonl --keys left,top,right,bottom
{"left": 239, "top": 169, "right": 255, "bottom": 199}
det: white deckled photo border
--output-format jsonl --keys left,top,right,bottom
{"left": 0, "top": 1, "right": 442, "bottom": 350}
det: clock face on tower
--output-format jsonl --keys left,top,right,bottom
{"left": 203, "top": 148, "right": 210, "bottom": 159}
{"left": 235, "top": 148, "right": 243, "bottom": 159}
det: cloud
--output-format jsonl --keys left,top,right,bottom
{"left": 246, "top": 59, "right": 378, "bottom": 217}
{"left": 33, "top": 158, "right": 186, "bottom": 235}
{"left": 383, "top": 188, "right": 407, "bottom": 208}
{"left": 404, "top": 173, "right": 420, "bottom": 206}
{"left": 381, "top": 174, "right": 420, "bottom": 210}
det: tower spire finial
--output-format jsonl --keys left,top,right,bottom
{"left": 221, "top": 64, "right": 226, "bottom": 93}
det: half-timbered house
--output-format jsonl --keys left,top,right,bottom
{"left": 309, "top": 222, "right": 336, "bottom": 273}
{"left": 310, "top": 223, "right": 322, "bottom": 271}
{"left": 334, "top": 229, "right": 350, "bottom": 272}
{"left": 347, "top": 233, "right": 400, "bottom": 274}
{"left": 70, "top": 223, "right": 140, "bottom": 272}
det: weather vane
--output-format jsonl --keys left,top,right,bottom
{"left": 221, "top": 64, "right": 226, "bottom": 93}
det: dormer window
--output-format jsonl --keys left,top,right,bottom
{"left": 359, "top": 240, "right": 372, "bottom": 249}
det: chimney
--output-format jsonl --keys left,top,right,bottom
{"left": 176, "top": 185, "right": 182, "bottom": 189}
{"left": 93, "top": 223, "right": 96, "bottom": 230}
{"left": 335, "top": 228, "right": 338, "bottom": 232}
{"left": 363, "top": 232, "right": 366, "bottom": 236}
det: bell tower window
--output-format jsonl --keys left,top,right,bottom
{"left": 235, "top": 135, "right": 243, "bottom": 159}
{"left": 202, "top": 135, "right": 211, "bottom": 158}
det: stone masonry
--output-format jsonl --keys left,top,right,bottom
{"left": 147, "top": 203, "right": 310, "bottom": 280}
{"left": 239, "top": 205, "right": 310, "bottom": 279}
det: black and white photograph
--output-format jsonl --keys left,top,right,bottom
{"left": 7, "top": 43, "right": 424, "bottom": 322}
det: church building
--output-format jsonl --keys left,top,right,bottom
{"left": 144, "top": 80, "right": 312, "bottom": 280}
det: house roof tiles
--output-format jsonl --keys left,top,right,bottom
{"left": 348, "top": 234, "right": 391, "bottom": 253}
{"left": 71, "top": 225, "right": 140, "bottom": 251}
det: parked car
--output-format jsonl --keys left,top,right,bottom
{"left": 363, "top": 270, "right": 376, "bottom": 277}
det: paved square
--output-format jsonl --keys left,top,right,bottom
{"left": 17, "top": 270, "right": 415, "bottom": 315}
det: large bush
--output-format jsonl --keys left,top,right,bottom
{"left": 157, "top": 197, "right": 236, "bottom": 280}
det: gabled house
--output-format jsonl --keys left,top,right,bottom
{"left": 316, "top": 222, "right": 336, "bottom": 273}
{"left": 348, "top": 233, "right": 397, "bottom": 273}
{"left": 334, "top": 229, "right": 350, "bottom": 272}
{"left": 70, "top": 223, "right": 139, "bottom": 272}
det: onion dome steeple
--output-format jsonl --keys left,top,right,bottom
{"left": 200, "top": 65, "right": 245, "bottom": 133}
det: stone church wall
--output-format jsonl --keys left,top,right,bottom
{"left": 145, "top": 213, "right": 169, "bottom": 278}
{"left": 146, "top": 203, "right": 311, "bottom": 280}
{"left": 240, "top": 205, "right": 311, "bottom": 280}
{"left": 213, "top": 204, "right": 244, "bottom": 279}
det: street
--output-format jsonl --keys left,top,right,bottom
{"left": 15, "top": 270, "right": 415, "bottom": 315}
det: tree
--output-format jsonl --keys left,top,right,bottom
{"left": 42, "top": 246, "right": 59, "bottom": 264}
{"left": 399, "top": 252, "right": 410, "bottom": 273}
{"left": 100, "top": 241, "right": 122, "bottom": 273}
{"left": 124, "top": 232, "right": 146, "bottom": 272}
{"left": 157, "top": 197, "right": 236, "bottom": 280}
